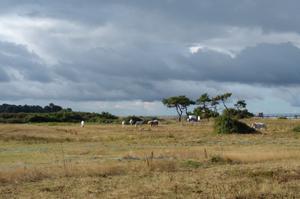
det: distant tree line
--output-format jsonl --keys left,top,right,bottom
{"left": 0, "top": 103, "right": 65, "bottom": 113}
{"left": 0, "top": 103, "right": 119, "bottom": 124}
{"left": 0, "top": 111, "right": 118, "bottom": 124}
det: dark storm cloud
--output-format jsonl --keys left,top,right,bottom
{"left": 185, "top": 43, "right": 300, "bottom": 85}
{"left": 55, "top": 42, "right": 300, "bottom": 86}
{"left": 1, "top": 0, "right": 300, "bottom": 33}
{"left": 46, "top": 41, "right": 300, "bottom": 101}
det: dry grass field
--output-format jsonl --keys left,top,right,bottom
{"left": 0, "top": 118, "right": 299, "bottom": 198}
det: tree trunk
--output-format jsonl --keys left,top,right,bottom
{"left": 222, "top": 100, "right": 228, "bottom": 111}
{"left": 184, "top": 107, "right": 188, "bottom": 119}
{"left": 176, "top": 106, "right": 182, "bottom": 122}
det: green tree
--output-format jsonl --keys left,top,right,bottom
{"left": 196, "top": 93, "right": 211, "bottom": 110}
{"left": 226, "top": 99, "right": 254, "bottom": 119}
{"left": 162, "top": 96, "right": 194, "bottom": 122}
{"left": 195, "top": 93, "right": 213, "bottom": 120}
{"left": 212, "top": 93, "right": 232, "bottom": 111}
{"left": 44, "top": 103, "right": 63, "bottom": 113}
{"left": 210, "top": 98, "right": 220, "bottom": 115}
{"left": 234, "top": 100, "right": 247, "bottom": 111}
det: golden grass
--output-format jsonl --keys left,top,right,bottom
{"left": 223, "top": 150, "right": 300, "bottom": 163}
{"left": 0, "top": 119, "right": 299, "bottom": 198}
{"left": 0, "top": 159, "right": 180, "bottom": 185}
{"left": 0, "top": 163, "right": 125, "bottom": 184}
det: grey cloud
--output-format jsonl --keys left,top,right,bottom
{"left": 186, "top": 43, "right": 300, "bottom": 85}
{"left": 55, "top": 42, "right": 300, "bottom": 89}
{"left": 1, "top": 0, "right": 300, "bottom": 33}
{"left": 26, "top": 42, "right": 292, "bottom": 102}
{"left": 0, "top": 1, "right": 300, "bottom": 112}
{"left": 0, "top": 41, "right": 52, "bottom": 82}
{"left": 91, "top": 43, "right": 300, "bottom": 100}
{"left": 0, "top": 68, "right": 9, "bottom": 82}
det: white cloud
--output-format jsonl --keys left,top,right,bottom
{"left": 190, "top": 27, "right": 300, "bottom": 58}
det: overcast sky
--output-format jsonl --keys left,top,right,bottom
{"left": 0, "top": 0, "right": 300, "bottom": 115}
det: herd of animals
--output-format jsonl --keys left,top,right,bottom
{"left": 80, "top": 115, "right": 267, "bottom": 130}
{"left": 122, "top": 119, "right": 159, "bottom": 127}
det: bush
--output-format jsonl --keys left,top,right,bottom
{"left": 223, "top": 108, "right": 254, "bottom": 119}
{"left": 210, "top": 155, "right": 225, "bottom": 163}
{"left": 278, "top": 116, "right": 288, "bottom": 119}
{"left": 28, "top": 115, "right": 58, "bottom": 123}
{"left": 182, "top": 160, "right": 203, "bottom": 168}
{"left": 214, "top": 115, "right": 256, "bottom": 134}
{"left": 293, "top": 126, "right": 300, "bottom": 132}
{"left": 0, "top": 111, "right": 119, "bottom": 124}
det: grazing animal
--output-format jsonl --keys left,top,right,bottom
{"left": 148, "top": 120, "right": 159, "bottom": 127}
{"left": 129, "top": 119, "right": 134, "bottom": 125}
{"left": 135, "top": 120, "right": 144, "bottom": 127}
{"left": 81, "top": 120, "right": 85, "bottom": 128}
{"left": 121, "top": 120, "right": 126, "bottom": 127}
{"left": 251, "top": 122, "right": 266, "bottom": 130}
{"left": 187, "top": 115, "right": 197, "bottom": 122}
{"left": 197, "top": 116, "right": 201, "bottom": 122}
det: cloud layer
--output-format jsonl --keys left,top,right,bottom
{"left": 0, "top": 1, "right": 300, "bottom": 114}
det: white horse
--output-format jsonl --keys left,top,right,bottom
{"left": 197, "top": 116, "right": 201, "bottom": 121}
{"left": 251, "top": 122, "right": 266, "bottom": 130}
{"left": 187, "top": 115, "right": 197, "bottom": 122}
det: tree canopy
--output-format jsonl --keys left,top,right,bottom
{"left": 212, "top": 93, "right": 232, "bottom": 111}
{"left": 162, "top": 96, "right": 194, "bottom": 121}
{"left": 234, "top": 100, "right": 247, "bottom": 111}
{"left": 163, "top": 92, "right": 254, "bottom": 123}
{"left": 194, "top": 93, "right": 217, "bottom": 120}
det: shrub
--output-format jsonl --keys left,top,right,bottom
{"left": 278, "top": 116, "right": 288, "bottom": 120}
{"left": 223, "top": 108, "right": 254, "bottom": 119}
{"left": 214, "top": 115, "right": 256, "bottom": 134}
{"left": 28, "top": 115, "right": 58, "bottom": 123}
{"left": 182, "top": 160, "right": 203, "bottom": 168}
{"left": 209, "top": 155, "right": 240, "bottom": 164}
{"left": 293, "top": 126, "right": 300, "bottom": 132}
{"left": 210, "top": 155, "right": 230, "bottom": 163}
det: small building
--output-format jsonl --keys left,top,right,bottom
{"left": 258, "top": 112, "right": 264, "bottom": 118}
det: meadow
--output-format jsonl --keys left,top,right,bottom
{"left": 0, "top": 118, "right": 299, "bottom": 198}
